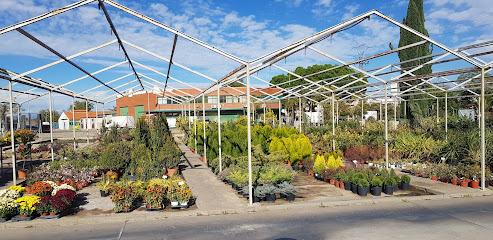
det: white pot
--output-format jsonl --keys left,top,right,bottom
{"left": 180, "top": 202, "right": 188, "bottom": 207}
{"left": 390, "top": 164, "right": 396, "bottom": 169}
{"left": 368, "top": 163, "right": 374, "bottom": 167}
{"left": 171, "top": 201, "right": 179, "bottom": 206}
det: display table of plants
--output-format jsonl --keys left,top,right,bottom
{"left": 0, "top": 182, "right": 77, "bottom": 222}
{"left": 97, "top": 176, "right": 194, "bottom": 212}
{"left": 401, "top": 162, "right": 491, "bottom": 189}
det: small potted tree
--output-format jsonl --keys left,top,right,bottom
{"left": 370, "top": 177, "right": 383, "bottom": 196}
{"left": 400, "top": 175, "right": 411, "bottom": 191}
{"left": 384, "top": 177, "right": 396, "bottom": 195}
{"left": 277, "top": 182, "right": 299, "bottom": 202}
{"left": 357, "top": 179, "right": 370, "bottom": 197}
{"left": 256, "top": 184, "right": 278, "bottom": 203}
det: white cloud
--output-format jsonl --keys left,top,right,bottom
{"left": 274, "top": 0, "right": 304, "bottom": 7}
{"left": 341, "top": 4, "right": 360, "bottom": 21}
{"left": 316, "top": 0, "right": 332, "bottom": 7}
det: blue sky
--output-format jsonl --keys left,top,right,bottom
{"left": 0, "top": 0, "right": 492, "bottom": 112}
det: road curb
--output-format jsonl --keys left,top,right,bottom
{"left": 1, "top": 189, "right": 492, "bottom": 229}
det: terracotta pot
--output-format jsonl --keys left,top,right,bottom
{"left": 334, "top": 180, "right": 339, "bottom": 186}
{"left": 76, "top": 183, "right": 84, "bottom": 190}
{"left": 431, "top": 176, "right": 438, "bottom": 181}
{"left": 451, "top": 180, "right": 458, "bottom": 185}
{"left": 471, "top": 180, "right": 480, "bottom": 189}
{"left": 106, "top": 170, "right": 120, "bottom": 181}
{"left": 50, "top": 212, "right": 57, "bottom": 216}
{"left": 20, "top": 215, "right": 28, "bottom": 218}
{"left": 460, "top": 181, "right": 469, "bottom": 188}
{"left": 83, "top": 181, "right": 89, "bottom": 187}
{"left": 167, "top": 168, "right": 178, "bottom": 177}
{"left": 339, "top": 182, "right": 345, "bottom": 189}
{"left": 308, "top": 170, "right": 314, "bottom": 176}
{"left": 40, "top": 213, "right": 48, "bottom": 217}
{"left": 17, "top": 169, "right": 28, "bottom": 180}
{"left": 202, "top": 157, "right": 207, "bottom": 163}
{"left": 329, "top": 179, "right": 335, "bottom": 185}
{"left": 323, "top": 178, "right": 329, "bottom": 183}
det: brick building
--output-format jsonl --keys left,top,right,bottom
{"left": 116, "top": 87, "right": 282, "bottom": 127}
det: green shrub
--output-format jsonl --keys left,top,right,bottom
{"left": 401, "top": 175, "right": 411, "bottom": 183}
{"left": 371, "top": 177, "right": 383, "bottom": 187}
{"left": 358, "top": 179, "right": 370, "bottom": 188}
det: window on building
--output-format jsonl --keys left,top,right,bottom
{"left": 220, "top": 96, "right": 227, "bottom": 103}
{"left": 208, "top": 96, "right": 218, "bottom": 104}
{"left": 157, "top": 97, "right": 166, "bottom": 105}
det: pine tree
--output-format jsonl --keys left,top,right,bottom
{"left": 397, "top": 0, "right": 433, "bottom": 123}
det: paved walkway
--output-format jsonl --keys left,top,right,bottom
{"left": 173, "top": 132, "right": 246, "bottom": 212}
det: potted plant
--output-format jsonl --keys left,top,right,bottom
{"left": 0, "top": 195, "right": 18, "bottom": 221}
{"left": 35, "top": 196, "right": 51, "bottom": 217}
{"left": 400, "top": 175, "right": 411, "bottom": 191}
{"left": 370, "top": 177, "right": 383, "bottom": 196}
{"left": 144, "top": 184, "right": 166, "bottom": 210}
{"left": 15, "top": 195, "right": 40, "bottom": 219}
{"left": 110, "top": 184, "right": 137, "bottom": 212}
{"left": 336, "top": 170, "right": 346, "bottom": 189}
{"left": 177, "top": 188, "right": 193, "bottom": 208}
{"left": 357, "top": 179, "right": 370, "bottom": 197}
{"left": 97, "top": 176, "right": 112, "bottom": 197}
{"left": 49, "top": 195, "right": 66, "bottom": 216}
{"left": 277, "top": 182, "right": 299, "bottom": 202}
{"left": 31, "top": 181, "right": 53, "bottom": 197}
{"left": 255, "top": 184, "right": 278, "bottom": 203}
{"left": 343, "top": 171, "right": 352, "bottom": 191}
{"left": 383, "top": 177, "right": 396, "bottom": 195}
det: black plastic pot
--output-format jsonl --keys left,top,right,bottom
{"left": 400, "top": 182, "right": 410, "bottom": 191}
{"left": 100, "top": 190, "right": 108, "bottom": 197}
{"left": 285, "top": 193, "right": 295, "bottom": 202}
{"left": 371, "top": 186, "right": 382, "bottom": 196}
{"left": 265, "top": 193, "right": 276, "bottom": 203}
{"left": 484, "top": 180, "right": 490, "bottom": 188}
{"left": 384, "top": 185, "right": 394, "bottom": 195}
{"left": 303, "top": 167, "right": 308, "bottom": 173}
{"left": 344, "top": 182, "right": 352, "bottom": 191}
{"left": 280, "top": 193, "right": 286, "bottom": 199}
{"left": 253, "top": 196, "right": 261, "bottom": 203}
{"left": 393, "top": 184, "right": 399, "bottom": 192}
{"left": 358, "top": 186, "right": 369, "bottom": 197}
{"left": 292, "top": 165, "right": 300, "bottom": 171}
{"left": 351, "top": 183, "right": 358, "bottom": 194}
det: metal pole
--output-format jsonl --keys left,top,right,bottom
{"left": 263, "top": 104, "right": 266, "bottom": 123}
{"left": 445, "top": 92, "right": 448, "bottom": 140}
{"left": 278, "top": 98, "right": 281, "bottom": 126}
{"left": 394, "top": 98, "right": 397, "bottom": 130}
{"left": 246, "top": 63, "right": 253, "bottom": 205}
{"left": 437, "top": 98, "right": 439, "bottom": 124}
{"left": 147, "top": 91, "right": 150, "bottom": 121}
{"left": 385, "top": 84, "right": 389, "bottom": 169}
{"left": 404, "top": 100, "right": 407, "bottom": 119}
{"left": 72, "top": 96, "right": 76, "bottom": 149}
{"left": 9, "top": 80, "right": 17, "bottom": 185}
{"left": 361, "top": 99, "right": 364, "bottom": 128}
{"left": 336, "top": 101, "right": 339, "bottom": 125}
{"left": 194, "top": 99, "right": 197, "bottom": 152}
{"left": 217, "top": 87, "right": 222, "bottom": 173}
{"left": 85, "top": 100, "right": 89, "bottom": 144}
{"left": 95, "top": 102, "right": 98, "bottom": 129}
{"left": 478, "top": 97, "right": 481, "bottom": 129}
{"left": 299, "top": 97, "right": 302, "bottom": 132}
{"left": 332, "top": 92, "right": 335, "bottom": 151}
{"left": 380, "top": 102, "right": 382, "bottom": 121}
{"left": 188, "top": 99, "right": 191, "bottom": 137}
{"left": 103, "top": 103, "right": 105, "bottom": 127}
{"left": 202, "top": 94, "right": 206, "bottom": 163}
{"left": 49, "top": 91, "right": 54, "bottom": 161}
{"left": 481, "top": 68, "right": 486, "bottom": 190}
{"left": 16, "top": 103, "right": 20, "bottom": 130}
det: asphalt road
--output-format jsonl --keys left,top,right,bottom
{"left": 3, "top": 196, "right": 493, "bottom": 240}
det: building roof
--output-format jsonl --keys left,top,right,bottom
{"left": 157, "top": 87, "right": 281, "bottom": 97}
{"left": 59, "top": 110, "right": 116, "bottom": 121}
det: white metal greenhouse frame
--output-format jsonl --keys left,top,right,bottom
{"left": 0, "top": 0, "right": 492, "bottom": 205}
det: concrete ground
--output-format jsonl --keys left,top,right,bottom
{"left": 2, "top": 195, "right": 493, "bottom": 239}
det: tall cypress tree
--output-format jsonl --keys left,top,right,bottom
{"left": 397, "top": 0, "right": 433, "bottom": 123}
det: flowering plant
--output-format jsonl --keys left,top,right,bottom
{"left": 0, "top": 197, "right": 18, "bottom": 218}
{"left": 0, "top": 189, "right": 21, "bottom": 199}
{"left": 110, "top": 184, "right": 137, "bottom": 212}
{"left": 60, "top": 180, "right": 77, "bottom": 189}
{"left": 144, "top": 184, "right": 167, "bottom": 208}
{"left": 8, "top": 185, "right": 25, "bottom": 193}
{"left": 49, "top": 196, "right": 66, "bottom": 214}
{"left": 35, "top": 196, "right": 51, "bottom": 215}
{"left": 31, "top": 181, "right": 53, "bottom": 196}
{"left": 52, "top": 184, "right": 76, "bottom": 196}
{"left": 15, "top": 195, "right": 40, "bottom": 216}
{"left": 54, "top": 189, "right": 77, "bottom": 205}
